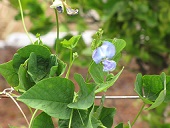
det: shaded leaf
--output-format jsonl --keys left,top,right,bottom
{"left": 32, "top": 112, "right": 54, "bottom": 128}
{"left": 58, "top": 109, "right": 88, "bottom": 128}
{"left": 146, "top": 90, "right": 166, "bottom": 110}
{"left": 115, "top": 123, "right": 123, "bottom": 128}
{"left": 27, "top": 52, "right": 50, "bottom": 83}
{"left": 13, "top": 45, "right": 51, "bottom": 71}
{"left": 16, "top": 64, "right": 34, "bottom": 91}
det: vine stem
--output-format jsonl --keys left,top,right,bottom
{"left": 68, "top": 92, "right": 77, "bottom": 127}
{"left": 69, "top": 109, "right": 74, "bottom": 128}
{"left": 66, "top": 49, "right": 73, "bottom": 78}
{"left": 6, "top": 93, "right": 29, "bottom": 126}
{"left": 131, "top": 103, "right": 146, "bottom": 126}
{"left": 29, "top": 109, "right": 39, "bottom": 128}
{"left": 52, "top": 0, "right": 60, "bottom": 53}
{"left": 18, "top": 0, "right": 33, "bottom": 44}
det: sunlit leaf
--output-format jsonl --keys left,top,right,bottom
{"left": 0, "top": 61, "right": 19, "bottom": 87}
{"left": 18, "top": 77, "right": 75, "bottom": 119}
{"left": 68, "top": 74, "right": 96, "bottom": 109}
{"left": 95, "top": 67, "right": 124, "bottom": 93}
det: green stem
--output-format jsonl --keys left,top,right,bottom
{"left": 86, "top": 61, "right": 93, "bottom": 82}
{"left": 131, "top": 103, "right": 146, "bottom": 127}
{"left": 66, "top": 49, "right": 73, "bottom": 78}
{"left": 69, "top": 109, "right": 74, "bottom": 128}
{"left": 18, "top": 0, "right": 33, "bottom": 44}
{"left": 68, "top": 92, "right": 77, "bottom": 128}
{"left": 52, "top": 0, "right": 60, "bottom": 53}
{"left": 28, "top": 106, "right": 33, "bottom": 115}
{"left": 29, "top": 109, "right": 39, "bottom": 128}
{"left": 78, "top": 110, "right": 85, "bottom": 126}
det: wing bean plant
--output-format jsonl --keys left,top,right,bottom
{"left": 0, "top": 0, "right": 170, "bottom": 128}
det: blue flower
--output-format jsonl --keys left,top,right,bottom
{"left": 102, "top": 60, "right": 116, "bottom": 72}
{"left": 92, "top": 41, "right": 116, "bottom": 72}
{"left": 50, "top": 0, "right": 78, "bottom": 15}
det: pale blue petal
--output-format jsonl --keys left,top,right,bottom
{"left": 92, "top": 47, "right": 106, "bottom": 64}
{"left": 57, "top": 6, "right": 63, "bottom": 13}
{"left": 100, "top": 41, "right": 116, "bottom": 59}
{"left": 102, "top": 60, "right": 116, "bottom": 72}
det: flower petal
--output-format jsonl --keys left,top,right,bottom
{"left": 100, "top": 41, "right": 116, "bottom": 59}
{"left": 66, "top": 7, "right": 78, "bottom": 15}
{"left": 102, "top": 60, "right": 116, "bottom": 72}
{"left": 92, "top": 47, "right": 105, "bottom": 64}
{"left": 50, "top": 0, "right": 64, "bottom": 13}
{"left": 56, "top": 6, "right": 63, "bottom": 13}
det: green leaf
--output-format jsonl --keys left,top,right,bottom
{"left": 61, "top": 35, "right": 81, "bottom": 49}
{"left": 58, "top": 109, "right": 88, "bottom": 128}
{"left": 128, "top": 121, "right": 132, "bottom": 128}
{"left": 135, "top": 72, "right": 169, "bottom": 108}
{"left": 13, "top": 45, "right": 51, "bottom": 71}
{"left": 55, "top": 58, "right": 67, "bottom": 76}
{"left": 94, "top": 97, "right": 115, "bottom": 128}
{"left": 135, "top": 73, "right": 152, "bottom": 104}
{"left": 48, "top": 54, "right": 58, "bottom": 77}
{"left": 165, "top": 76, "right": 170, "bottom": 101}
{"left": 112, "top": 38, "right": 126, "bottom": 62}
{"left": 146, "top": 90, "right": 166, "bottom": 110}
{"left": 87, "top": 105, "right": 115, "bottom": 128}
{"left": 146, "top": 72, "right": 166, "bottom": 110}
{"left": 143, "top": 75, "right": 164, "bottom": 101}
{"left": 134, "top": 73, "right": 143, "bottom": 96}
{"left": 115, "top": 123, "right": 123, "bottom": 128}
{"left": 0, "top": 60, "right": 19, "bottom": 87}
{"left": 27, "top": 52, "right": 49, "bottom": 83}
{"left": 68, "top": 74, "right": 96, "bottom": 109}
{"left": 12, "top": 53, "right": 26, "bottom": 71}
{"left": 95, "top": 67, "right": 124, "bottom": 93}
{"left": 86, "top": 105, "right": 96, "bottom": 128}
{"left": 16, "top": 64, "right": 34, "bottom": 91}
{"left": 32, "top": 112, "right": 54, "bottom": 128}
{"left": 18, "top": 77, "right": 75, "bottom": 119}
{"left": 98, "top": 107, "right": 115, "bottom": 128}
{"left": 89, "top": 62, "right": 107, "bottom": 84}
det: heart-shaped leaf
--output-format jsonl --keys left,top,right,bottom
{"left": 18, "top": 77, "right": 75, "bottom": 119}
